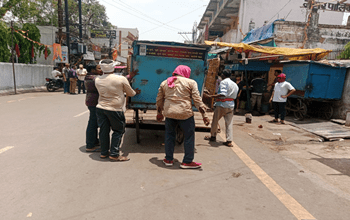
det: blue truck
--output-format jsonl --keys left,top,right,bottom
{"left": 128, "top": 40, "right": 211, "bottom": 143}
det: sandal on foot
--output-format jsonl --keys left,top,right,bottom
{"left": 268, "top": 119, "right": 278, "bottom": 123}
{"left": 223, "top": 141, "right": 233, "bottom": 147}
{"left": 109, "top": 156, "right": 130, "bottom": 162}
{"left": 280, "top": 121, "right": 286, "bottom": 124}
{"left": 204, "top": 136, "right": 216, "bottom": 141}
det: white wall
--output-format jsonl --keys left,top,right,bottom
{"left": 37, "top": 26, "right": 58, "bottom": 66}
{"left": 0, "top": 62, "right": 52, "bottom": 92}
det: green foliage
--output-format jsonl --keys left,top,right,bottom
{"left": 0, "top": 21, "right": 11, "bottom": 62}
{"left": 338, "top": 41, "right": 350, "bottom": 59}
{"left": 0, "top": 0, "right": 22, "bottom": 19}
{"left": 0, "top": 22, "right": 51, "bottom": 63}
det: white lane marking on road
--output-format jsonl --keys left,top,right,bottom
{"left": 18, "top": 98, "right": 26, "bottom": 101}
{"left": 219, "top": 133, "right": 316, "bottom": 220}
{"left": 74, "top": 110, "right": 89, "bottom": 118}
{"left": 0, "top": 146, "right": 14, "bottom": 154}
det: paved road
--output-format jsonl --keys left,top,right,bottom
{"left": 1, "top": 91, "right": 350, "bottom": 220}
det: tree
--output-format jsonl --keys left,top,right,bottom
{"left": 338, "top": 42, "right": 350, "bottom": 59}
{"left": 0, "top": 21, "right": 11, "bottom": 62}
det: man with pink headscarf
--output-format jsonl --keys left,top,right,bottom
{"left": 156, "top": 65, "right": 210, "bottom": 169}
{"left": 269, "top": 73, "right": 296, "bottom": 124}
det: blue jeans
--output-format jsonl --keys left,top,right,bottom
{"left": 86, "top": 106, "right": 99, "bottom": 149}
{"left": 63, "top": 79, "right": 70, "bottom": 93}
{"left": 77, "top": 80, "right": 85, "bottom": 94}
{"left": 273, "top": 102, "right": 287, "bottom": 120}
{"left": 96, "top": 108, "right": 125, "bottom": 157}
{"left": 165, "top": 116, "right": 195, "bottom": 163}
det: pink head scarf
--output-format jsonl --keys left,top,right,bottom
{"left": 277, "top": 73, "right": 286, "bottom": 83}
{"left": 167, "top": 65, "right": 191, "bottom": 88}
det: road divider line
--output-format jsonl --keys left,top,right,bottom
{"left": 74, "top": 110, "right": 89, "bottom": 118}
{"left": 220, "top": 133, "right": 315, "bottom": 220}
{"left": 0, "top": 146, "right": 14, "bottom": 154}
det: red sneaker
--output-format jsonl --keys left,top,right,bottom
{"left": 163, "top": 159, "right": 174, "bottom": 166}
{"left": 180, "top": 162, "right": 202, "bottom": 169}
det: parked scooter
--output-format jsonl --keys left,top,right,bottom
{"left": 45, "top": 78, "right": 64, "bottom": 92}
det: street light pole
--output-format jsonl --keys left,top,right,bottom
{"left": 11, "top": 21, "right": 17, "bottom": 94}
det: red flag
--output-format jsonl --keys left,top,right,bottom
{"left": 31, "top": 45, "right": 34, "bottom": 58}
{"left": 112, "top": 49, "right": 118, "bottom": 60}
{"left": 44, "top": 46, "right": 48, "bottom": 60}
{"left": 15, "top": 44, "right": 20, "bottom": 57}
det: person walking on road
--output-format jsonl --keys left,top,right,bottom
{"left": 85, "top": 63, "right": 103, "bottom": 152}
{"left": 95, "top": 59, "right": 140, "bottom": 161}
{"left": 68, "top": 65, "right": 78, "bottom": 94}
{"left": 77, "top": 64, "right": 87, "bottom": 94}
{"left": 204, "top": 69, "right": 239, "bottom": 147}
{"left": 156, "top": 65, "right": 210, "bottom": 169}
{"left": 269, "top": 73, "right": 296, "bottom": 124}
{"left": 62, "top": 63, "right": 70, "bottom": 94}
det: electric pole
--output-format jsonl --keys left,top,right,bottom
{"left": 11, "top": 21, "right": 16, "bottom": 94}
{"left": 78, "top": 0, "right": 82, "bottom": 42}
{"left": 57, "top": 0, "right": 63, "bottom": 44}
{"left": 64, "top": 0, "right": 70, "bottom": 61}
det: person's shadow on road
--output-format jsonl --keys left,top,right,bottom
{"left": 78, "top": 145, "right": 110, "bottom": 162}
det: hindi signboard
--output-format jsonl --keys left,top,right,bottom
{"left": 140, "top": 45, "right": 206, "bottom": 60}
{"left": 90, "top": 30, "right": 117, "bottom": 39}
{"left": 302, "top": 0, "right": 350, "bottom": 12}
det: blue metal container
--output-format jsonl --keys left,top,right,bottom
{"left": 282, "top": 61, "right": 346, "bottom": 100}
{"left": 129, "top": 41, "right": 210, "bottom": 109}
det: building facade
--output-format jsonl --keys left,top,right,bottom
{"left": 197, "top": 0, "right": 349, "bottom": 49}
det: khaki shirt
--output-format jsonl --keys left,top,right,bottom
{"left": 156, "top": 76, "right": 207, "bottom": 120}
{"left": 95, "top": 74, "right": 136, "bottom": 112}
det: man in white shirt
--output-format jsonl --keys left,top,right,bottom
{"left": 77, "top": 64, "right": 87, "bottom": 94}
{"left": 205, "top": 69, "right": 239, "bottom": 147}
{"left": 51, "top": 67, "right": 62, "bottom": 79}
{"left": 269, "top": 73, "right": 296, "bottom": 124}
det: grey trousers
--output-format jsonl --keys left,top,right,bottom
{"left": 210, "top": 106, "right": 234, "bottom": 142}
{"left": 251, "top": 94, "right": 262, "bottom": 111}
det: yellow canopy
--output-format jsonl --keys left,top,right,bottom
{"left": 205, "top": 41, "right": 331, "bottom": 61}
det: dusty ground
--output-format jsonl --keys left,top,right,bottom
{"left": 233, "top": 113, "right": 350, "bottom": 196}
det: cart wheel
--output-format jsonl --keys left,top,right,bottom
{"left": 294, "top": 99, "right": 307, "bottom": 120}
{"left": 322, "top": 104, "right": 333, "bottom": 120}
{"left": 135, "top": 109, "right": 140, "bottom": 144}
{"left": 285, "top": 99, "right": 292, "bottom": 116}
{"left": 176, "top": 125, "right": 184, "bottom": 145}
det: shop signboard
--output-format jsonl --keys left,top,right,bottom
{"left": 140, "top": 45, "right": 206, "bottom": 60}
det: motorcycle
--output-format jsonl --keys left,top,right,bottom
{"left": 45, "top": 78, "right": 64, "bottom": 92}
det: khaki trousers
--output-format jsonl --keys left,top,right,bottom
{"left": 70, "top": 78, "right": 77, "bottom": 93}
{"left": 251, "top": 94, "right": 262, "bottom": 111}
{"left": 210, "top": 106, "right": 234, "bottom": 142}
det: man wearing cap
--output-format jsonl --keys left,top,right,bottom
{"left": 156, "top": 65, "right": 210, "bottom": 169}
{"left": 77, "top": 64, "right": 87, "bottom": 94}
{"left": 269, "top": 73, "right": 296, "bottom": 124}
{"left": 205, "top": 69, "right": 239, "bottom": 147}
{"left": 95, "top": 59, "right": 140, "bottom": 161}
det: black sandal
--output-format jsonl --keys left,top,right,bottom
{"left": 223, "top": 141, "right": 233, "bottom": 147}
{"left": 204, "top": 136, "right": 216, "bottom": 142}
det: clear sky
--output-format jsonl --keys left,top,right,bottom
{"left": 99, "top": 0, "right": 209, "bottom": 42}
